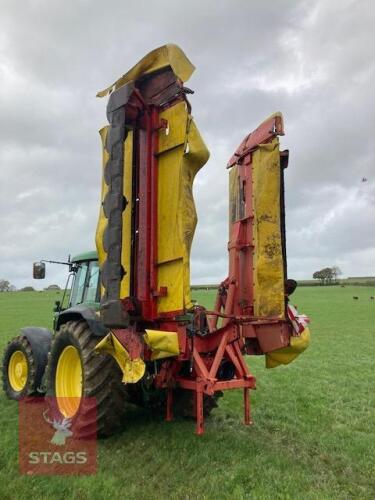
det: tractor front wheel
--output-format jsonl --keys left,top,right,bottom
{"left": 45, "top": 320, "right": 128, "bottom": 437}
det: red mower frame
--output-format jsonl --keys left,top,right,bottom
{"left": 104, "top": 69, "right": 291, "bottom": 434}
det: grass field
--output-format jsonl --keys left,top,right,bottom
{"left": 0, "top": 286, "right": 374, "bottom": 499}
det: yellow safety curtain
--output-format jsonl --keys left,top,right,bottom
{"left": 266, "top": 327, "right": 311, "bottom": 368}
{"left": 156, "top": 101, "right": 209, "bottom": 313}
{"left": 144, "top": 330, "right": 180, "bottom": 360}
{"left": 95, "top": 333, "right": 145, "bottom": 383}
{"left": 96, "top": 46, "right": 209, "bottom": 315}
{"left": 252, "top": 138, "right": 285, "bottom": 318}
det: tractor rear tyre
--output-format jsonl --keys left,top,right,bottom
{"left": 128, "top": 380, "right": 222, "bottom": 419}
{"left": 2, "top": 336, "right": 38, "bottom": 400}
{"left": 173, "top": 389, "right": 223, "bottom": 418}
{"left": 45, "top": 320, "right": 127, "bottom": 438}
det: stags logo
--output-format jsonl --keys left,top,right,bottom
{"left": 43, "top": 410, "right": 73, "bottom": 446}
{"left": 19, "top": 397, "right": 97, "bottom": 475}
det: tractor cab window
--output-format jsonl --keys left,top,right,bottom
{"left": 84, "top": 261, "right": 100, "bottom": 303}
{"left": 70, "top": 262, "right": 88, "bottom": 306}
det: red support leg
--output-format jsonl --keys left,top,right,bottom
{"left": 166, "top": 387, "right": 173, "bottom": 422}
{"left": 196, "top": 385, "right": 204, "bottom": 435}
{"left": 244, "top": 387, "right": 253, "bottom": 425}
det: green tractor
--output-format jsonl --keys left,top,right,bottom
{"left": 2, "top": 251, "right": 128, "bottom": 437}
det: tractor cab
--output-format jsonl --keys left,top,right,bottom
{"left": 50, "top": 250, "right": 101, "bottom": 333}
{"left": 32, "top": 250, "right": 101, "bottom": 330}
{"left": 67, "top": 251, "right": 100, "bottom": 309}
{"left": 32, "top": 250, "right": 100, "bottom": 311}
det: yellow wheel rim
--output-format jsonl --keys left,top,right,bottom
{"left": 8, "top": 350, "right": 28, "bottom": 392}
{"left": 55, "top": 345, "right": 83, "bottom": 418}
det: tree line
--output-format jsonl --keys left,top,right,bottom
{"left": 0, "top": 280, "right": 61, "bottom": 292}
{"left": 313, "top": 266, "right": 342, "bottom": 285}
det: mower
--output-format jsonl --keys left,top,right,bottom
{"left": 2, "top": 44, "right": 310, "bottom": 435}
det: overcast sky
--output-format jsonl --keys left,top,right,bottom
{"left": 0, "top": 0, "right": 374, "bottom": 289}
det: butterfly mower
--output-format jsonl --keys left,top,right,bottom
{"left": 2, "top": 45, "right": 310, "bottom": 436}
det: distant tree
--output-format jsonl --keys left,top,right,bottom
{"left": 0, "top": 279, "right": 11, "bottom": 292}
{"left": 44, "top": 284, "right": 61, "bottom": 291}
{"left": 313, "top": 270, "right": 324, "bottom": 285}
{"left": 20, "top": 286, "right": 35, "bottom": 292}
{"left": 313, "top": 268, "right": 335, "bottom": 285}
{"left": 332, "top": 266, "right": 342, "bottom": 282}
{"left": 321, "top": 267, "right": 334, "bottom": 285}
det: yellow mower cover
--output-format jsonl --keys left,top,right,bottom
{"left": 95, "top": 44, "right": 209, "bottom": 316}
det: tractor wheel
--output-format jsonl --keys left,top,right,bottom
{"left": 45, "top": 320, "right": 127, "bottom": 438}
{"left": 2, "top": 336, "right": 38, "bottom": 400}
{"left": 127, "top": 381, "right": 221, "bottom": 419}
{"left": 173, "top": 389, "right": 223, "bottom": 418}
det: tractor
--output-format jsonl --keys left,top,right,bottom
{"left": 2, "top": 44, "right": 310, "bottom": 436}
{"left": 2, "top": 251, "right": 131, "bottom": 436}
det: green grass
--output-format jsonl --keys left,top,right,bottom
{"left": 0, "top": 286, "right": 375, "bottom": 499}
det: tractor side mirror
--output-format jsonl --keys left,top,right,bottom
{"left": 33, "top": 262, "right": 46, "bottom": 279}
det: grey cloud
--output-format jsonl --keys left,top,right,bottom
{"left": 0, "top": 0, "right": 374, "bottom": 289}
